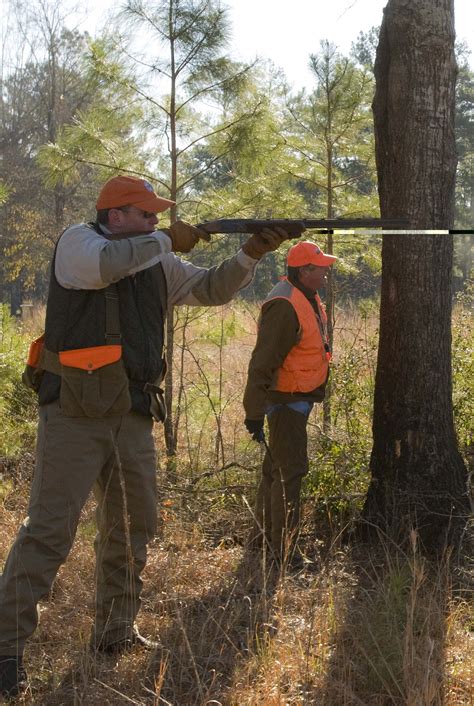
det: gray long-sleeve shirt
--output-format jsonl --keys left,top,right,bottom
{"left": 55, "top": 223, "right": 258, "bottom": 306}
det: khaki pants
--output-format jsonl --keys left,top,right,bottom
{"left": 0, "top": 401, "right": 157, "bottom": 655}
{"left": 250, "top": 404, "right": 311, "bottom": 559}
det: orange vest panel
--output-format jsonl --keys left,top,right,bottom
{"left": 265, "top": 279, "right": 330, "bottom": 393}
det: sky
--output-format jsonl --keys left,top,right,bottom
{"left": 76, "top": 0, "right": 473, "bottom": 90}
{"left": 226, "top": 0, "right": 473, "bottom": 88}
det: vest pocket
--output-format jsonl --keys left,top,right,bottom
{"left": 59, "top": 347, "right": 131, "bottom": 418}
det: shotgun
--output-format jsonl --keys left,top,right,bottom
{"left": 197, "top": 217, "right": 410, "bottom": 238}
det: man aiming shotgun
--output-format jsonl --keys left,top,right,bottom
{"left": 0, "top": 175, "right": 292, "bottom": 698}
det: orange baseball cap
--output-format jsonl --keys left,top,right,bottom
{"left": 287, "top": 241, "right": 337, "bottom": 267}
{"left": 96, "top": 175, "right": 175, "bottom": 213}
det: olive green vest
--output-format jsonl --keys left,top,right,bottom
{"left": 39, "top": 223, "right": 168, "bottom": 416}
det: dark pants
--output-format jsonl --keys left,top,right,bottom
{"left": 251, "top": 404, "right": 311, "bottom": 559}
{"left": 0, "top": 401, "right": 157, "bottom": 655}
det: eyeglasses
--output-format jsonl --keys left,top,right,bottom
{"left": 117, "top": 206, "right": 157, "bottom": 219}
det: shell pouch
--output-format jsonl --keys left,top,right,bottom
{"left": 22, "top": 334, "right": 46, "bottom": 392}
{"left": 59, "top": 345, "right": 131, "bottom": 418}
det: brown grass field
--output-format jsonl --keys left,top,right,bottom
{"left": 0, "top": 301, "right": 472, "bottom": 704}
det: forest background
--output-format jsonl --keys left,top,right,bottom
{"left": 0, "top": 0, "right": 472, "bottom": 703}
{"left": 0, "top": 0, "right": 473, "bottom": 308}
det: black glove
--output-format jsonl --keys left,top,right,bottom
{"left": 244, "top": 418, "right": 265, "bottom": 443}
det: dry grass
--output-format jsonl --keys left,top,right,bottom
{"left": 0, "top": 473, "right": 472, "bottom": 705}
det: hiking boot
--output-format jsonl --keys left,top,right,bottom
{"left": 0, "top": 655, "right": 28, "bottom": 698}
{"left": 92, "top": 628, "right": 161, "bottom": 655}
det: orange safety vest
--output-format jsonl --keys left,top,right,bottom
{"left": 264, "top": 278, "right": 331, "bottom": 394}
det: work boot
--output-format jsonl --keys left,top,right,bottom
{"left": 92, "top": 627, "right": 161, "bottom": 655}
{"left": 0, "top": 655, "right": 28, "bottom": 698}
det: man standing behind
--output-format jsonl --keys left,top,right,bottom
{"left": 243, "top": 241, "right": 337, "bottom": 571}
{"left": 0, "top": 175, "right": 290, "bottom": 698}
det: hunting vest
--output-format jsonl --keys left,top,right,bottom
{"left": 37, "top": 223, "right": 168, "bottom": 416}
{"left": 264, "top": 277, "right": 330, "bottom": 394}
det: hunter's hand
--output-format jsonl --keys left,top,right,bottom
{"left": 244, "top": 418, "right": 265, "bottom": 443}
{"left": 242, "top": 226, "right": 289, "bottom": 260}
{"left": 166, "top": 220, "right": 210, "bottom": 253}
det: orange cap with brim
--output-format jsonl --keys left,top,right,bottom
{"left": 96, "top": 175, "right": 175, "bottom": 213}
{"left": 287, "top": 241, "right": 337, "bottom": 267}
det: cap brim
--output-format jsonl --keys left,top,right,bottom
{"left": 317, "top": 253, "right": 337, "bottom": 266}
{"left": 135, "top": 193, "right": 175, "bottom": 213}
{"left": 287, "top": 252, "right": 338, "bottom": 267}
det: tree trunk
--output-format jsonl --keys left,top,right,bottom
{"left": 163, "top": 0, "right": 178, "bottom": 462}
{"left": 323, "top": 232, "right": 334, "bottom": 434}
{"left": 323, "top": 145, "right": 334, "bottom": 433}
{"left": 363, "top": 0, "right": 471, "bottom": 550}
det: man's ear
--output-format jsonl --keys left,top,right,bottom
{"left": 107, "top": 208, "right": 124, "bottom": 227}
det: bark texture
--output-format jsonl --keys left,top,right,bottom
{"left": 363, "top": 0, "right": 471, "bottom": 550}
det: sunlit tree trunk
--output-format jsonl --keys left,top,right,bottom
{"left": 120, "top": 0, "right": 256, "bottom": 461}
{"left": 363, "top": 0, "right": 471, "bottom": 550}
{"left": 163, "top": 4, "right": 178, "bottom": 462}
{"left": 323, "top": 145, "right": 334, "bottom": 433}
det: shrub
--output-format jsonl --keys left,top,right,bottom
{"left": 0, "top": 305, "right": 38, "bottom": 458}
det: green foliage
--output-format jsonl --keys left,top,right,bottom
{"left": 113, "top": 0, "right": 261, "bottom": 211}
{"left": 351, "top": 26, "right": 380, "bottom": 70}
{"left": 454, "top": 43, "right": 474, "bottom": 230}
{"left": 453, "top": 45, "right": 473, "bottom": 287}
{"left": 198, "top": 309, "right": 242, "bottom": 347}
{"left": 0, "top": 18, "right": 146, "bottom": 303}
{"left": 0, "top": 306, "right": 37, "bottom": 458}
{"left": 452, "top": 284, "right": 474, "bottom": 452}
{"left": 283, "top": 40, "right": 379, "bottom": 219}
{"left": 0, "top": 181, "right": 10, "bottom": 205}
{"left": 37, "top": 38, "right": 146, "bottom": 188}
{"left": 194, "top": 69, "right": 307, "bottom": 222}
{"left": 304, "top": 307, "right": 378, "bottom": 526}
{"left": 0, "top": 306, "right": 24, "bottom": 382}
{"left": 304, "top": 432, "right": 370, "bottom": 518}
{"left": 2, "top": 205, "right": 55, "bottom": 293}
{"left": 122, "top": 0, "right": 232, "bottom": 81}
